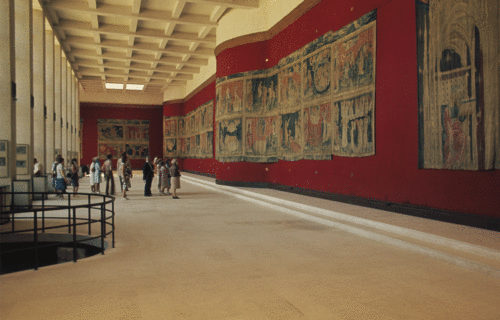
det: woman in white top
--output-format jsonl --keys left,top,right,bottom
{"left": 54, "top": 157, "right": 67, "bottom": 199}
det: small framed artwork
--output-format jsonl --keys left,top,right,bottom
{"left": 16, "top": 144, "right": 29, "bottom": 175}
{"left": 0, "top": 140, "right": 8, "bottom": 178}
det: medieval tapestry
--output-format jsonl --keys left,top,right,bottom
{"left": 244, "top": 116, "right": 280, "bottom": 162}
{"left": 303, "top": 102, "right": 332, "bottom": 159}
{"left": 332, "top": 92, "right": 374, "bottom": 157}
{"left": 163, "top": 100, "right": 214, "bottom": 159}
{"left": 417, "top": 0, "right": 499, "bottom": 170}
{"left": 216, "top": 80, "right": 244, "bottom": 117}
{"left": 164, "top": 117, "right": 178, "bottom": 137}
{"left": 331, "top": 20, "right": 376, "bottom": 157}
{"left": 280, "top": 111, "right": 303, "bottom": 160}
{"left": 245, "top": 73, "right": 279, "bottom": 114}
{"left": 303, "top": 48, "right": 331, "bottom": 103}
{"left": 215, "top": 10, "right": 377, "bottom": 163}
{"left": 97, "top": 119, "right": 149, "bottom": 159}
{"left": 279, "top": 62, "right": 302, "bottom": 110}
{"left": 217, "top": 117, "right": 244, "bottom": 161}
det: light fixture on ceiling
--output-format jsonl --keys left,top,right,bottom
{"left": 105, "top": 83, "right": 124, "bottom": 89}
{"left": 126, "top": 84, "right": 145, "bottom": 91}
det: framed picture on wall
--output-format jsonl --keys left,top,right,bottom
{"left": 16, "top": 144, "right": 29, "bottom": 175}
{"left": 0, "top": 140, "right": 8, "bottom": 178}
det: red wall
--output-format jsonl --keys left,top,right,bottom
{"left": 163, "top": 82, "right": 218, "bottom": 176}
{"left": 80, "top": 103, "right": 163, "bottom": 169}
{"left": 213, "top": 0, "right": 500, "bottom": 217}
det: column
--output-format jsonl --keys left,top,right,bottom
{"left": 71, "top": 74, "right": 77, "bottom": 162}
{"left": 67, "top": 64, "right": 72, "bottom": 162}
{"left": 61, "top": 55, "right": 67, "bottom": 161}
{"left": 54, "top": 45, "right": 61, "bottom": 158}
{"left": 33, "top": 9, "right": 45, "bottom": 171}
{"left": 45, "top": 27, "right": 55, "bottom": 170}
{"left": 76, "top": 80, "right": 80, "bottom": 160}
{"left": 0, "top": 0, "right": 16, "bottom": 188}
{"left": 15, "top": 0, "right": 33, "bottom": 180}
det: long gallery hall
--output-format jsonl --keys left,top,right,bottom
{"left": 1, "top": 0, "right": 499, "bottom": 319}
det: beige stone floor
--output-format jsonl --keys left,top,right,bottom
{"left": 1, "top": 173, "right": 500, "bottom": 319}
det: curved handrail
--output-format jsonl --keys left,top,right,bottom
{"left": 0, "top": 192, "right": 115, "bottom": 272}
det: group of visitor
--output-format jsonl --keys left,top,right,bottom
{"left": 143, "top": 156, "right": 180, "bottom": 199}
{"left": 49, "top": 153, "right": 180, "bottom": 201}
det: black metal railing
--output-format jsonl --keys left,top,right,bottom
{"left": 0, "top": 191, "right": 115, "bottom": 271}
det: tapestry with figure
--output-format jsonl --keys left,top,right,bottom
{"left": 416, "top": 0, "right": 499, "bottom": 170}
{"left": 97, "top": 119, "right": 149, "bottom": 159}
{"left": 163, "top": 100, "right": 214, "bottom": 159}
{"left": 214, "top": 10, "right": 377, "bottom": 162}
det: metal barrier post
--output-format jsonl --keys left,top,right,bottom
{"left": 73, "top": 207, "right": 77, "bottom": 262}
{"left": 100, "top": 203, "right": 105, "bottom": 255}
{"left": 42, "top": 195, "right": 45, "bottom": 233}
{"left": 67, "top": 194, "right": 71, "bottom": 233}
{"left": 112, "top": 200, "right": 115, "bottom": 248}
{"left": 34, "top": 210, "right": 38, "bottom": 270}
{"left": 88, "top": 194, "right": 91, "bottom": 235}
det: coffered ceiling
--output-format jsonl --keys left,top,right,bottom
{"left": 38, "top": 0, "right": 258, "bottom": 95}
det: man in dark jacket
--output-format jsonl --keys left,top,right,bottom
{"left": 142, "top": 156, "right": 154, "bottom": 196}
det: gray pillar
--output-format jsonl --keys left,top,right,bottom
{"left": 33, "top": 9, "right": 46, "bottom": 170}
{"left": 45, "top": 29, "right": 55, "bottom": 170}
{"left": 54, "top": 45, "right": 61, "bottom": 158}
{"left": 0, "top": 0, "right": 16, "bottom": 187}
{"left": 61, "top": 56, "right": 67, "bottom": 162}
{"left": 15, "top": 0, "right": 33, "bottom": 180}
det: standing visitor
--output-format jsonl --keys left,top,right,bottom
{"left": 89, "top": 157, "right": 102, "bottom": 193}
{"left": 159, "top": 160, "right": 170, "bottom": 195}
{"left": 169, "top": 159, "right": 181, "bottom": 199}
{"left": 54, "top": 157, "right": 67, "bottom": 199}
{"left": 102, "top": 154, "right": 115, "bottom": 196}
{"left": 33, "top": 158, "right": 44, "bottom": 177}
{"left": 142, "top": 156, "right": 154, "bottom": 196}
{"left": 119, "top": 153, "right": 131, "bottom": 200}
{"left": 70, "top": 158, "right": 79, "bottom": 197}
{"left": 155, "top": 156, "right": 162, "bottom": 195}
{"left": 52, "top": 155, "right": 61, "bottom": 189}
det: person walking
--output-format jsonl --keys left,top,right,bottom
{"left": 54, "top": 157, "right": 68, "bottom": 199}
{"left": 102, "top": 154, "right": 115, "bottom": 196}
{"left": 70, "top": 158, "right": 79, "bottom": 197}
{"left": 119, "top": 152, "right": 131, "bottom": 200}
{"left": 169, "top": 159, "right": 181, "bottom": 199}
{"left": 142, "top": 156, "right": 154, "bottom": 196}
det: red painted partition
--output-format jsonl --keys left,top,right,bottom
{"left": 213, "top": 0, "right": 500, "bottom": 217}
{"left": 80, "top": 103, "right": 163, "bottom": 169}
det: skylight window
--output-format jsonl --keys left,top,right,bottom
{"left": 105, "top": 83, "right": 124, "bottom": 89}
{"left": 126, "top": 84, "right": 145, "bottom": 90}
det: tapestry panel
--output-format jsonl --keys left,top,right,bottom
{"left": 332, "top": 92, "right": 374, "bottom": 157}
{"left": 303, "top": 102, "right": 332, "bottom": 160}
{"left": 163, "top": 100, "right": 214, "bottom": 159}
{"left": 280, "top": 111, "right": 303, "bottom": 160}
{"left": 417, "top": 0, "right": 499, "bottom": 170}
{"left": 216, "top": 11, "right": 377, "bottom": 162}
{"left": 97, "top": 119, "right": 149, "bottom": 159}
{"left": 217, "top": 118, "right": 244, "bottom": 162}
{"left": 244, "top": 116, "right": 280, "bottom": 162}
